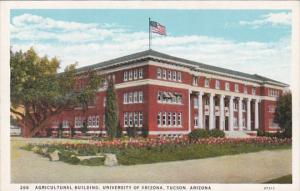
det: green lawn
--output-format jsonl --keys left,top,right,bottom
{"left": 265, "top": 175, "right": 292, "bottom": 184}
{"left": 117, "top": 144, "right": 291, "bottom": 165}
{"left": 23, "top": 142, "right": 291, "bottom": 166}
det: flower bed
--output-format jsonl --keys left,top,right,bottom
{"left": 21, "top": 137, "right": 291, "bottom": 166}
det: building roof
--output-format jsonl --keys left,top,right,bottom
{"left": 76, "top": 49, "right": 288, "bottom": 87}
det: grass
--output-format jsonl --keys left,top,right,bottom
{"left": 117, "top": 143, "right": 291, "bottom": 165}
{"left": 265, "top": 175, "right": 292, "bottom": 184}
{"left": 21, "top": 141, "right": 291, "bottom": 166}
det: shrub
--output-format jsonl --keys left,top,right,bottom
{"left": 209, "top": 129, "right": 225, "bottom": 138}
{"left": 188, "top": 129, "right": 225, "bottom": 141}
{"left": 188, "top": 129, "right": 210, "bottom": 140}
{"left": 256, "top": 129, "right": 265, "bottom": 137}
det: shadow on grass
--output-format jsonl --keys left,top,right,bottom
{"left": 264, "top": 175, "right": 292, "bottom": 184}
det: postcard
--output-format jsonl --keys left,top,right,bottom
{"left": 0, "top": 1, "right": 299, "bottom": 191}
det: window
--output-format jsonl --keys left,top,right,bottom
{"left": 162, "top": 69, "right": 167, "bottom": 79}
{"left": 177, "top": 113, "right": 182, "bottom": 126}
{"left": 124, "top": 112, "right": 128, "bottom": 127}
{"left": 172, "top": 113, "right": 176, "bottom": 126}
{"left": 194, "top": 97, "right": 199, "bottom": 108}
{"left": 242, "top": 117, "right": 246, "bottom": 127}
{"left": 205, "top": 78, "right": 210, "bottom": 88}
{"left": 129, "top": 113, "right": 133, "bottom": 126}
{"left": 128, "top": 70, "right": 133, "bottom": 80}
{"left": 194, "top": 117, "right": 198, "bottom": 127}
{"left": 124, "top": 71, "right": 128, "bottom": 81}
{"left": 242, "top": 102, "right": 246, "bottom": 111}
{"left": 75, "top": 117, "right": 82, "bottom": 128}
{"left": 157, "top": 91, "right": 182, "bottom": 104}
{"left": 134, "top": 112, "right": 138, "bottom": 126}
{"left": 167, "top": 113, "right": 172, "bottom": 126}
{"left": 162, "top": 112, "right": 167, "bottom": 126}
{"left": 88, "top": 116, "right": 92, "bottom": 128}
{"left": 234, "top": 117, "right": 238, "bottom": 127}
{"left": 128, "top": 92, "right": 133, "bottom": 103}
{"left": 168, "top": 70, "right": 172, "bottom": 80}
{"left": 157, "top": 68, "right": 162, "bottom": 79}
{"left": 133, "top": 92, "right": 138, "bottom": 103}
{"left": 96, "top": 116, "right": 99, "bottom": 127}
{"left": 139, "top": 112, "right": 143, "bottom": 127}
{"left": 138, "top": 91, "right": 143, "bottom": 103}
{"left": 157, "top": 91, "right": 163, "bottom": 102}
{"left": 193, "top": 76, "right": 199, "bottom": 86}
{"left": 177, "top": 72, "right": 182, "bottom": 82}
{"left": 235, "top": 84, "right": 239, "bottom": 92}
{"left": 133, "top": 69, "right": 138, "bottom": 80}
{"left": 244, "top": 86, "right": 247, "bottom": 94}
{"left": 234, "top": 101, "right": 238, "bottom": 111}
{"left": 225, "top": 82, "right": 230, "bottom": 91}
{"left": 215, "top": 80, "right": 220, "bottom": 89}
{"left": 139, "top": 68, "right": 143, "bottom": 79}
{"left": 123, "top": 93, "right": 128, "bottom": 103}
{"left": 252, "top": 87, "right": 256, "bottom": 95}
{"left": 205, "top": 99, "right": 209, "bottom": 106}
{"left": 172, "top": 71, "right": 177, "bottom": 81}
{"left": 157, "top": 112, "right": 162, "bottom": 126}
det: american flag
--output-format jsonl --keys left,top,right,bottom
{"left": 150, "top": 21, "right": 166, "bottom": 35}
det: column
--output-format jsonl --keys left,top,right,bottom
{"left": 209, "top": 93, "right": 215, "bottom": 130}
{"left": 255, "top": 99, "right": 259, "bottom": 130}
{"left": 198, "top": 91, "right": 204, "bottom": 129}
{"left": 219, "top": 95, "right": 225, "bottom": 131}
{"left": 229, "top": 96, "right": 234, "bottom": 131}
{"left": 247, "top": 98, "right": 251, "bottom": 131}
{"left": 238, "top": 98, "right": 243, "bottom": 131}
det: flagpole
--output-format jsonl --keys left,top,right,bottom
{"left": 149, "top": 17, "right": 151, "bottom": 50}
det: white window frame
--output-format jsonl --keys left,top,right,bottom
{"left": 128, "top": 70, "right": 133, "bottom": 80}
{"left": 167, "top": 112, "right": 172, "bottom": 126}
{"left": 178, "top": 113, "right": 182, "bottom": 126}
{"left": 194, "top": 97, "right": 199, "bottom": 108}
{"left": 139, "top": 112, "right": 143, "bottom": 127}
{"left": 205, "top": 78, "right": 210, "bottom": 88}
{"left": 225, "top": 82, "right": 230, "bottom": 91}
{"left": 193, "top": 76, "right": 198, "bottom": 86}
{"left": 194, "top": 116, "right": 198, "bottom": 127}
{"left": 168, "top": 70, "right": 172, "bottom": 80}
{"left": 133, "top": 69, "right": 138, "bottom": 80}
{"left": 172, "top": 113, "right": 177, "bottom": 126}
{"left": 252, "top": 87, "right": 256, "bottom": 95}
{"left": 123, "top": 93, "right": 128, "bottom": 104}
{"left": 172, "top": 71, "right": 177, "bottom": 81}
{"left": 124, "top": 112, "right": 128, "bottom": 127}
{"left": 128, "top": 112, "right": 133, "bottom": 127}
{"left": 177, "top": 72, "right": 182, "bottom": 82}
{"left": 235, "top": 84, "right": 239, "bottom": 92}
{"left": 234, "top": 101, "right": 238, "bottom": 111}
{"left": 138, "top": 91, "right": 143, "bottom": 103}
{"left": 157, "top": 68, "right": 162, "bottom": 79}
{"left": 162, "top": 69, "right": 167, "bottom": 79}
{"left": 215, "top": 80, "right": 220, "bottom": 89}
{"left": 157, "top": 112, "right": 162, "bottom": 126}
{"left": 134, "top": 112, "right": 138, "bottom": 126}
{"left": 138, "top": 68, "right": 143, "bottom": 79}
{"left": 124, "top": 71, "right": 128, "bottom": 81}
{"left": 128, "top": 92, "right": 133, "bottom": 103}
{"left": 162, "top": 112, "right": 167, "bottom": 126}
{"left": 133, "top": 92, "right": 138, "bottom": 103}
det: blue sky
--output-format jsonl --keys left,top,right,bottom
{"left": 10, "top": 9, "right": 291, "bottom": 84}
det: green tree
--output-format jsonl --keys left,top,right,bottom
{"left": 274, "top": 91, "right": 292, "bottom": 138}
{"left": 10, "top": 47, "right": 101, "bottom": 137}
{"left": 105, "top": 78, "right": 119, "bottom": 140}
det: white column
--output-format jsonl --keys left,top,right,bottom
{"left": 209, "top": 93, "right": 215, "bottom": 130}
{"left": 238, "top": 98, "right": 243, "bottom": 131}
{"left": 254, "top": 99, "right": 259, "bottom": 130}
{"left": 247, "top": 98, "right": 251, "bottom": 131}
{"left": 188, "top": 89, "right": 192, "bottom": 132}
{"left": 219, "top": 95, "right": 225, "bottom": 130}
{"left": 198, "top": 91, "right": 204, "bottom": 129}
{"left": 229, "top": 96, "right": 234, "bottom": 131}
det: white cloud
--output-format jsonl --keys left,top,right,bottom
{"left": 11, "top": 13, "right": 291, "bottom": 84}
{"left": 239, "top": 12, "right": 291, "bottom": 28}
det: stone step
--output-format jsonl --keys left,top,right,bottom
{"left": 224, "top": 131, "right": 252, "bottom": 138}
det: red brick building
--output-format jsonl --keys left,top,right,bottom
{"left": 30, "top": 50, "right": 288, "bottom": 137}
